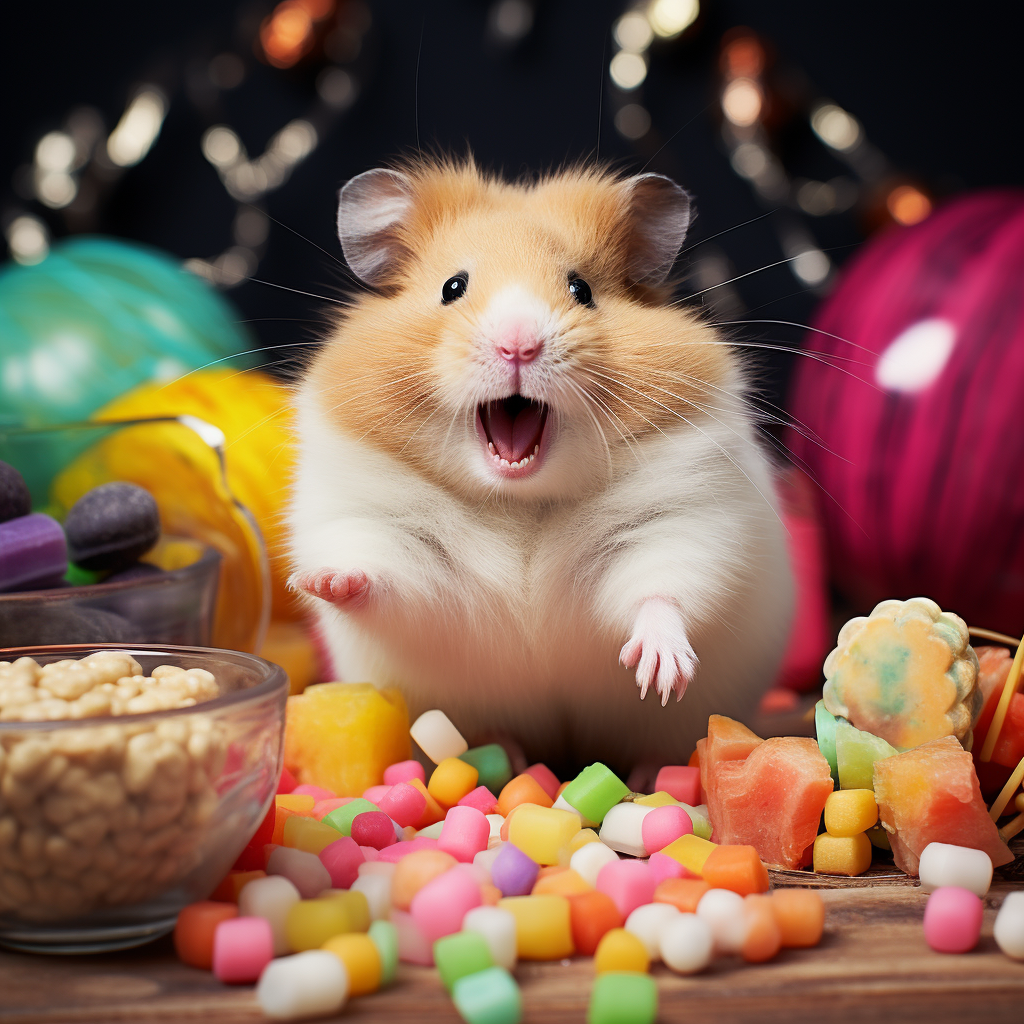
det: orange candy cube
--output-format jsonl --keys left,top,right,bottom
{"left": 701, "top": 844, "right": 770, "bottom": 895}
{"left": 742, "top": 894, "right": 782, "bottom": 963}
{"left": 653, "top": 878, "right": 710, "bottom": 913}
{"left": 428, "top": 757, "right": 479, "bottom": 808}
{"left": 567, "top": 890, "right": 623, "bottom": 955}
{"left": 769, "top": 889, "right": 825, "bottom": 947}
{"left": 174, "top": 901, "right": 238, "bottom": 968}
{"left": 497, "top": 774, "right": 554, "bottom": 817}
{"left": 391, "top": 850, "right": 458, "bottom": 911}
{"left": 532, "top": 869, "right": 592, "bottom": 897}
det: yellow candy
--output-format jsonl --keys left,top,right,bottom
{"left": 661, "top": 834, "right": 717, "bottom": 876}
{"left": 317, "top": 890, "right": 371, "bottom": 933}
{"left": 824, "top": 790, "right": 878, "bottom": 838}
{"left": 498, "top": 895, "right": 575, "bottom": 960}
{"left": 812, "top": 832, "right": 872, "bottom": 876}
{"left": 283, "top": 816, "right": 346, "bottom": 855}
{"left": 594, "top": 928, "right": 650, "bottom": 974}
{"left": 428, "top": 757, "right": 479, "bottom": 808}
{"left": 284, "top": 682, "right": 411, "bottom": 796}
{"left": 507, "top": 804, "right": 582, "bottom": 866}
{"left": 286, "top": 899, "right": 357, "bottom": 952}
{"left": 560, "top": 828, "right": 600, "bottom": 865}
{"left": 322, "top": 933, "right": 382, "bottom": 996}
{"left": 634, "top": 792, "right": 678, "bottom": 808}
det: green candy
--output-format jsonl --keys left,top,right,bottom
{"left": 369, "top": 920, "right": 398, "bottom": 985}
{"left": 451, "top": 966, "right": 522, "bottom": 1024}
{"left": 460, "top": 745, "right": 513, "bottom": 794}
{"left": 835, "top": 717, "right": 898, "bottom": 791}
{"left": 561, "top": 763, "right": 629, "bottom": 825}
{"left": 587, "top": 972, "right": 658, "bottom": 1024}
{"left": 679, "top": 803, "right": 712, "bottom": 841}
{"left": 323, "top": 798, "right": 379, "bottom": 836}
{"left": 434, "top": 931, "right": 494, "bottom": 992}
{"left": 815, "top": 700, "right": 840, "bottom": 783}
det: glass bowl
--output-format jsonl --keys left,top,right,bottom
{"left": 0, "top": 644, "right": 287, "bottom": 954}
{"left": 0, "top": 541, "right": 221, "bottom": 649}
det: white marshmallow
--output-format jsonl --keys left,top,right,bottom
{"left": 256, "top": 950, "right": 348, "bottom": 1020}
{"left": 918, "top": 842, "right": 993, "bottom": 896}
{"left": 570, "top": 841, "right": 620, "bottom": 887}
{"left": 625, "top": 902, "right": 680, "bottom": 961}
{"left": 486, "top": 814, "right": 506, "bottom": 840}
{"left": 660, "top": 913, "right": 714, "bottom": 974}
{"left": 474, "top": 843, "right": 505, "bottom": 881}
{"left": 462, "top": 906, "right": 518, "bottom": 971}
{"left": 599, "top": 802, "right": 653, "bottom": 857}
{"left": 696, "top": 888, "right": 746, "bottom": 955}
{"left": 239, "top": 875, "right": 300, "bottom": 956}
{"left": 351, "top": 872, "right": 392, "bottom": 921}
{"left": 410, "top": 709, "right": 467, "bottom": 763}
{"left": 994, "top": 891, "right": 1024, "bottom": 960}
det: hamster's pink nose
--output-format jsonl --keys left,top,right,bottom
{"left": 497, "top": 325, "right": 543, "bottom": 364}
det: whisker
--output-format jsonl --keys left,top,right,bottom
{"left": 159, "top": 341, "right": 323, "bottom": 391}
{"left": 713, "top": 318, "right": 877, "bottom": 357}
{"left": 250, "top": 205, "right": 352, "bottom": 273}
{"left": 248, "top": 278, "right": 347, "bottom": 305}
{"left": 674, "top": 256, "right": 813, "bottom": 305}
{"left": 678, "top": 210, "right": 777, "bottom": 257}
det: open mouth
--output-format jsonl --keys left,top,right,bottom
{"left": 476, "top": 395, "right": 549, "bottom": 478}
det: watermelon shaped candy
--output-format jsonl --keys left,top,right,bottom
{"left": 696, "top": 714, "right": 763, "bottom": 806}
{"left": 708, "top": 733, "right": 835, "bottom": 869}
{"left": 873, "top": 736, "right": 1013, "bottom": 876}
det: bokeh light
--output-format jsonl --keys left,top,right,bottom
{"left": 609, "top": 51, "right": 648, "bottom": 91}
{"left": 887, "top": 184, "right": 933, "bottom": 225}
{"left": 721, "top": 77, "right": 762, "bottom": 127}
{"left": 647, "top": 0, "right": 699, "bottom": 40}
{"left": 614, "top": 12, "right": 654, "bottom": 53}
{"left": 614, "top": 104, "right": 652, "bottom": 140}
{"left": 106, "top": 88, "right": 167, "bottom": 167}
{"left": 5, "top": 215, "right": 49, "bottom": 265}
{"left": 810, "top": 103, "right": 861, "bottom": 152}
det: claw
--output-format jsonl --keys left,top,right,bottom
{"left": 290, "top": 569, "right": 371, "bottom": 608}
{"left": 621, "top": 598, "right": 698, "bottom": 706}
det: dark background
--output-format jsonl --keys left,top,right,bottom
{"left": 3, "top": 0, "right": 1022, "bottom": 405}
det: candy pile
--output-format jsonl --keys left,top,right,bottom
{"left": 0, "top": 460, "right": 162, "bottom": 594}
{"left": 179, "top": 706, "right": 828, "bottom": 1022}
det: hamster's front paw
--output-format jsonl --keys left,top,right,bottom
{"left": 289, "top": 568, "right": 372, "bottom": 609}
{"left": 619, "top": 597, "right": 698, "bottom": 706}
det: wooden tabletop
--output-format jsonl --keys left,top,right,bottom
{"left": 2, "top": 881, "right": 1023, "bottom": 1024}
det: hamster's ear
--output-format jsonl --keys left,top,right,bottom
{"left": 621, "top": 173, "right": 692, "bottom": 285}
{"left": 337, "top": 168, "right": 415, "bottom": 287}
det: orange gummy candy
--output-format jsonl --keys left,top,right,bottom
{"left": 391, "top": 850, "right": 458, "bottom": 910}
{"left": 702, "top": 844, "right": 770, "bottom": 895}
{"left": 653, "top": 878, "right": 710, "bottom": 913}
{"left": 567, "top": 890, "right": 623, "bottom": 956}
{"left": 174, "top": 901, "right": 238, "bottom": 969}
{"left": 769, "top": 889, "right": 825, "bottom": 947}
{"left": 497, "top": 774, "right": 554, "bottom": 817}
{"left": 742, "top": 894, "right": 782, "bottom": 963}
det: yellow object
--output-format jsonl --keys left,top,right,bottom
{"left": 561, "top": 828, "right": 600, "bottom": 864}
{"left": 276, "top": 793, "right": 315, "bottom": 814}
{"left": 822, "top": 598, "right": 978, "bottom": 751}
{"left": 532, "top": 869, "right": 593, "bottom": 897}
{"left": 593, "top": 928, "right": 650, "bottom": 974}
{"left": 812, "top": 832, "right": 872, "bottom": 876}
{"left": 824, "top": 790, "right": 879, "bottom": 837}
{"left": 498, "top": 895, "right": 575, "bottom": 960}
{"left": 507, "top": 804, "right": 582, "bottom": 866}
{"left": 867, "top": 826, "right": 891, "bottom": 852}
{"left": 286, "top": 899, "right": 357, "bottom": 952}
{"left": 283, "top": 816, "right": 345, "bottom": 855}
{"left": 322, "top": 933, "right": 382, "bottom": 996}
{"left": 989, "top": 752, "right": 1024, "bottom": 821}
{"left": 634, "top": 792, "right": 678, "bottom": 808}
{"left": 285, "top": 683, "right": 411, "bottom": 796}
{"left": 428, "top": 757, "right": 479, "bottom": 808}
{"left": 661, "top": 834, "right": 717, "bottom": 876}
{"left": 261, "top": 620, "right": 321, "bottom": 695}
{"left": 317, "top": 890, "right": 371, "bottom": 933}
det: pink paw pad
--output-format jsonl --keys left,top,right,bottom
{"left": 291, "top": 569, "right": 370, "bottom": 607}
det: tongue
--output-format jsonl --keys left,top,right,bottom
{"left": 485, "top": 401, "right": 544, "bottom": 462}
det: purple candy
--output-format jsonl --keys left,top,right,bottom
{"left": 490, "top": 842, "right": 539, "bottom": 897}
{"left": 0, "top": 514, "right": 67, "bottom": 592}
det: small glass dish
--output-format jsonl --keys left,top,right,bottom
{"left": 0, "top": 644, "right": 287, "bottom": 954}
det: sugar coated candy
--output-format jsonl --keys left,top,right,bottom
{"left": 560, "top": 763, "right": 629, "bottom": 825}
{"left": 452, "top": 966, "right": 522, "bottom": 1024}
{"left": 701, "top": 845, "right": 770, "bottom": 895}
{"left": 594, "top": 928, "right": 650, "bottom": 973}
{"left": 994, "top": 891, "right": 1024, "bottom": 961}
{"left": 498, "top": 774, "right": 553, "bottom": 816}
{"left": 324, "top": 798, "right": 380, "bottom": 837}
{"left": 653, "top": 879, "right": 709, "bottom": 914}
{"left": 570, "top": 842, "right": 619, "bottom": 888}
{"left": 352, "top": 872, "right": 392, "bottom": 921}
{"left": 567, "top": 891, "right": 623, "bottom": 956}
{"left": 491, "top": 843, "right": 540, "bottom": 897}
{"left": 695, "top": 888, "right": 746, "bottom": 955}
{"left": 285, "top": 898, "right": 356, "bottom": 952}
{"left": 391, "top": 908, "right": 434, "bottom": 965}
{"left": 460, "top": 744, "right": 514, "bottom": 794}
{"left": 64, "top": 482, "right": 160, "bottom": 571}
{"left": 430, "top": 757, "right": 480, "bottom": 807}
{"left": 918, "top": 842, "right": 993, "bottom": 897}
{"left": 769, "top": 889, "right": 825, "bottom": 948}
{"left": 319, "top": 837, "right": 364, "bottom": 890}
{"left": 368, "top": 919, "right": 400, "bottom": 984}
{"left": 923, "top": 886, "right": 983, "bottom": 954}
{"left": 741, "top": 894, "right": 782, "bottom": 963}
{"left": 322, "top": 933, "right": 382, "bottom": 995}
{"left": 267, "top": 846, "right": 332, "bottom": 898}
{"left": 822, "top": 598, "right": 979, "bottom": 750}
{"left": 411, "top": 709, "right": 468, "bottom": 764}
{"left": 659, "top": 912, "right": 713, "bottom": 974}
{"left": 392, "top": 849, "right": 458, "bottom": 908}
{"left": 174, "top": 901, "right": 238, "bottom": 969}
{"left": 587, "top": 972, "right": 658, "bottom": 1024}
{"left": 463, "top": 906, "right": 519, "bottom": 971}
{"left": 507, "top": 804, "right": 581, "bottom": 866}
{"left": 434, "top": 930, "right": 494, "bottom": 991}
{"left": 256, "top": 950, "right": 349, "bottom": 1020}
{"left": 351, "top": 810, "right": 398, "bottom": 850}
{"left": 0, "top": 512, "right": 67, "bottom": 592}
{"left": 318, "top": 889, "right": 371, "bottom": 932}
{"left": 824, "top": 789, "right": 878, "bottom": 837}
{"left": 641, "top": 804, "right": 692, "bottom": 855}
{"left": 812, "top": 832, "right": 872, "bottom": 876}
{"left": 411, "top": 867, "right": 483, "bottom": 942}
{"left": 624, "top": 902, "right": 679, "bottom": 960}
{"left": 524, "top": 763, "right": 561, "bottom": 800}
{"left": 596, "top": 860, "right": 656, "bottom": 920}
{"left": 660, "top": 833, "right": 716, "bottom": 876}
{"left": 599, "top": 802, "right": 651, "bottom": 858}
{"left": 212, "top": 916, "right": 274, "bottom": 983}
{"left": 654, "top": 765, "right": 702, "bottom": 805}
{"left": 238, "top": 876, "right": 300, "bottom": 956}
{"left": 439, "top": 805, "right": 491, "bottom": 863}
{"left": 378, "top": 782, "right": 429, "bottom": 827}
{"left": 384, "top": 759, "right": 426, "bottom": 785}
{"left": 498, "top": 894, "right": 575, "bottom": 960}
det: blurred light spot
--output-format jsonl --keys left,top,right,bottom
{"left": 35, "top": 171, "right": 77, "bottom": 209}
{"left": 209, "top": 53, "right": 246, "bottom": 89}
{"left": 202, "top": 126, "right": 243, "bottom": 168}
{"left": 5, "top": 215, "right": 49, "bottom": 265}
{"left": 721, "top": 77, "right": 762, "bottom": 127}
{"left": 489, "top": 0, "right": 533, "bottom": 43}
{"left": 260, "top": 1, "right": 315, "bottom": 68}
{"left": 614, "top": 104, "right": 652, "bottom": 140}
{"left": 791, "top": 247, "right": 831, "bottom": 286}
{"left": 152, "top": 357, "right": 188, "bottom": 383}
{"left": 730, "top": 142, "right": 768, "bottom": 179}
{"left": 317, "top": 67, "right": 358, "bottom": 109}
{"left": 270, "top": 120, "right": 317, "bottom": 164}
{"left": 35, "top": 132, "right": 76, "bottom": 173}
{"left": 614, "top": 12, "right": 653, "bottom": 53}
{"left": 215, "top": 247, "right": 257, "bottom": 286}
{"left": 610, "top": 51, "right": 647, "bottom": 91}
{"left": 106, "top": 89, "right": 167, "bottom": 167}
{"left": 876, "top": 318, "right": 956, "bottom": 392}
{"left": 720, "top": 34, "right": 764, "bottom": 79}
{"left": 234, "top": 206, "right": 270, "bottom": 247}
{"left": 647, "top": 0, "right": 699, "bottom": 39}
{"left": 66, "top": 107, "right": 105, "bottom": 166}
{"left": 810, "top": 103, "right": 861, "bottom": 151}
{"left": 796, "top": 180, "right": 837, "bottom": 216}
{"left": 887, "top": 184, "right": 932, "bottom": 226}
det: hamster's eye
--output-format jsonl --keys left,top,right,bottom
{"left": 442, "top": 273, "right": 468, "bottom": 305}
{"left": 568, "top": 277, "right": 593, "bottom": 307}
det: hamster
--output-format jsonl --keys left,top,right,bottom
{"left": 288, "top": 158, "right": 794, "bottom": 774}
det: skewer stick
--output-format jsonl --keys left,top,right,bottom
{"left": 988, "top": 751, "right": 1024, "bottom": 822}
{"left": 999, "top": 811, "right": 1024, "bottom": 843}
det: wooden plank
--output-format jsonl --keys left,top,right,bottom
{"left": 2, "top": 883, "right": 1024, "bottom": 1023}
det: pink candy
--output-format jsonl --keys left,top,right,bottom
{"left": 276, "top": 767, "right": 298, "bottom": 794}
{"left": 458, "top": 785, "right": 499, "bottom": 815}
{"left": 378, "top": 837, "right": 438, "bottom": 862}
{"left": 654, "top": 766, "right": 701, "bottom": 806}
{"left": 212, "top": 916, "right": 274, "bottom": 983}
{"left": 292, "top": 784, "right": 335, "bottom": 801}
{"left": 266, "top": 846, "right": 331, "bottom": 898}
{"left": 647, "top": 851, "right": 688, "bottom": 885}
{"left": 319, "top": 837, "right": 364, "bottom": 889}
{"left": 641, "top": 804, "right": 693, "bottom": 855}
{"left": 391, "top": 909, "right": 434, "bottom": 965}
{"left": 312, "top": 797, "right": 352, "bottom": 820}
{"left": 363, "top": 784, "right": 391, "bottom": 804}
{"left": 524, "top": 763, "right": 560, "bottom": 800}
{"left": 923, "top": 886, "right": 984, "bottom": 953}
{"left": 384, "top": 760, "right": 426, "bottom": 786}
{"left": 596, "top": 859, "right": 656, "bottom": 919}
{"left": 410, "top": 866, "right": 482, "bottom": 942}
{"left": 351, "top": 811, "right": 398, "bottom": 850}
{"left": 437, "top": 805, "right": 490, "bottom": 863}
{"left": 378, "top": 782, "right": 428, "bottom": 828}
